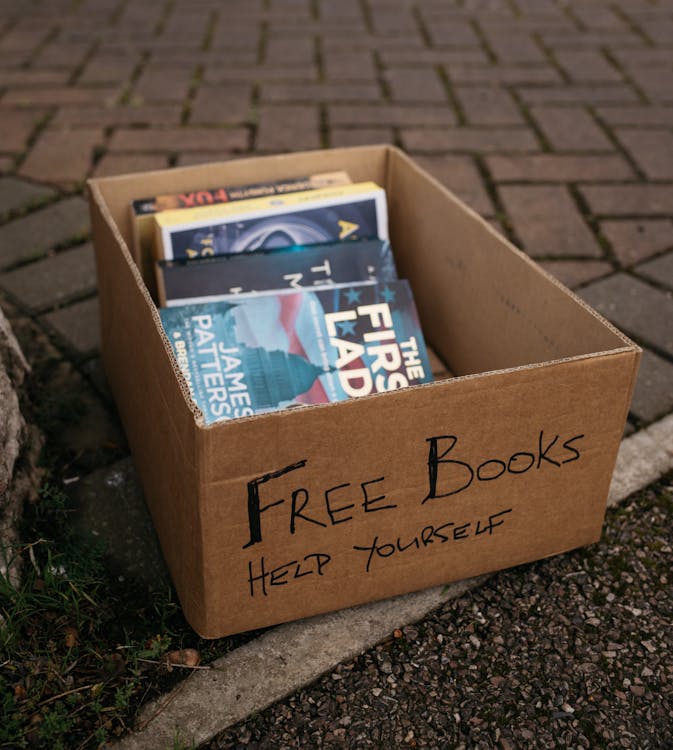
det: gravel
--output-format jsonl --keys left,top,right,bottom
{"left": 210, "top": 475, "right": 673, "bottom": 749}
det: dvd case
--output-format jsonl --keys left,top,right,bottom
{"left": 159, "top": 280, "right": 433, "bottom": 424}
{"left": 156, "top": 239, "right": 398, "bottom": 306}
{"left": 153, "top": 182, "right": 388, "bottom": 261}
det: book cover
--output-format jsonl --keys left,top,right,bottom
{"left": 157, "top": 239, "right": 398, "bottom": 306}
{"left": 153, "top": 182, "right": 388, "bottom": 261}
{"left": 129, "top": 171, "right": 350, "bottom": 274}
{"left": 159, "top": 280, "right": 433, "bottom": 424}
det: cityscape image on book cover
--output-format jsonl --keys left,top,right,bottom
{"left": 160, "top": 281, "right": 432, "bottom": 424}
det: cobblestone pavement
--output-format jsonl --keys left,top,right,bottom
{"left": 0, "top": 0, "right": 671, "bottom": 746}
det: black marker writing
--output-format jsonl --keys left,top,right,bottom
{"left": 423, "top": 431, "right": 584, "bottom": 503}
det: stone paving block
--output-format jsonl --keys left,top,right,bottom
{"left": 553, "top": 50, "right": 622, "bottom": 83}
{"left": 498, "top": 185, "right": 603, "bottom": 258}
{"left": 78, "top": 52, "right": 140, "bottom": 85}
{"left": 0, "top": 243, "right": 96, "bottom": 312}
{"left": 329, "top": 104, "right": 456, "bottom": 128}
{"left": 0, "top": 25, "right": 51, "bottom": 53}
{"left": 133, "top": 66, "right": 195, "bottom": 105}
{"left": 260, "top": 82, "right": 382, "bottom": 104}
{"left": 329, "top": 128, "right": 394, "bottom": 148}
{"left": 402, "top": 127, "right": 538, "bottom": 153}
{"left": 478, "top": 27, "right": 546, "bottom": 63}
{"left": 454, "top": 85, "right": 526, "bottom": 125}
{"left": 42, "top": 295, "right": 100, "bottom": 354}
{"left": 265, "top": 37, "right": 315, "bottom": 68}
{"left": 579, "top": 273, "right": 673, "bottom": 356}
{"left": 615, "top": 129, "right": 673, "bottom": 180}
{"left": 189, "top": 84, "right": 253, "bottom": 125}
{"left": 32, "top": 40, "right": 91, "bottom": 70}
{"left": 379, "top": 48, "right": 490, "bottom": 67}
{"left": 108, "top": 127, "right": 249, "bottom": 153}
{"left": 19, "top": 127, "right": 103, "bottom": 187}
{"left": 385, "top": 69, "right": 448, "bottom": 104}
{"left": 516, "top": 84, "right": 639, "bottom": 105}
{"left": 609, "top": 48, "right": 673, "bottom": 70}
{"left": 538, "top": 260, "right": 613, "bottom": 290}
{"left": 2, "top": 86, "right": 120, "bottom": 107}
{"left": 540, "top": 30, "right": 643, "bottom": 49}
{"left": 92, "top": 153, "right": 169, "bottom": 179}
{"left": 206, "top": 43, "right": 261, "bottom": 64}
{"left": 635, "top": 251, "right": 673, "bottom": 291}
{"left": 0, "top": 70, "right": 71, "bottom": 87}
{"left": 0, "top": 156, "right": 14, "bottom": 173}
{"left": 409, "top": 154, "right": 494, "bottom": 217}
{"left": 255, "top": 105, "right": 321, "bottom": 152}
{"left": 581, "top": 185, "right": 673, "bottom": 216}
{"left": 202, "top": 65, "right": 315, "bottom": 85}
{"left": 424, "top": 19, "right": 481, "bottom": 47}
{"left": 629, "top": 350, "right": 673, "bottom": 423}
{"left": 530, "top": 106, "right": 613, "bottom": 151}
{"left": 70, "top": 458, "right": 170, "bottom": 587}
{"left": 369, "top": 7, "right": 419, "bottom": 35}
{"left": 594, "top": 106, "right": 673, "bottom": 127}
{"left": 0, "top": 196, "right": 89, "bottom": 269}
{"left": 175, "top": 152, "right": 239, "bottom": 167}
{"left": 445, "top": 64, "right": 562, "bottom": 85}
{"left": 626, "top": 66, "right": 673, "bottom": 104}
{"left": 566, "top": 5, "right": 627, "bottom": 30}
{"left": 0, "top": 177, "right": 55, "bottom": 218}
{"left": 600, "top": 220, "right": 673, "bottom": 266}
{"left": 53, "top": 104, "right": 184, "bottom": 127}
{"left": 486, "top": 154, "right": 634, "bottom": 182}
{"left": 0, "top": 108, "right": 49, "bottom": 153}
{"left": 321, "top": 50, "right": 377, "bottom": 83}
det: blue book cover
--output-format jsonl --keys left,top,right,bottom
{"left": 157, "top": 239, "right": 398, "bottom": 306}
{"left": 159, "top": 280, "right": 433, "bottom": 424}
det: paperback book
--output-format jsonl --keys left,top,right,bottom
{"left": 159, "top": 280, "right": 433, "bottom": 424}
{"left": 156, "top": 239, "right": 398, "bottom": 307}
{"left": 153, "top": 182, "right": 388, "bottom": 261}
{"left": 130, "top": 171, "right": 350, "bottom": 262}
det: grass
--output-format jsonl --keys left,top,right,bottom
{"left": 0, "top": 351, "right": 254, "bottom": 749}
{"left": 0, "top": 472, "right": 252, "bottom": 749}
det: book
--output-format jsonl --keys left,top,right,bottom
{"left": 156, "top": 239, "right": 398, "bottom": 307}
{"left": 159, "top": 280, "right": 433, "bottom": 424}
{"left": 153, "top": 181, "right": 388, "bottom": 261}
{"left": 130, "top": 171, "right": 351, "bottom": 265}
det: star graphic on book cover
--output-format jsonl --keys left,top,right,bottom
{"left": 381, "top": 286, "right": 396, "bottom": 303}
{"left": 344, "top": 287, "right": 362, "bottom": 304}
{"left": 337, "top": 319, "right": 357, "bottom": 336}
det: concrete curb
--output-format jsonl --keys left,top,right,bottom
{"left": 117, "top": 414, "right": 673, "bottom": 750}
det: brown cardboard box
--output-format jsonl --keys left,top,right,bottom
{"left": 87, "top": 145, "right": 640, "bottom": 638}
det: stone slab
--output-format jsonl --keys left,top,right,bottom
{"left": 629, "top": 350, "right": 673, "bottom": 423}
{"left": 0, "top": 242, "right": 96, "bottom": 311}
{"left": 0, "top": 196, "right": 90, "bottom": 269}
{"left": 42, "top": 295, "right": 100, "bottom": 354}
{"left": 0, "top": 176, "right": 55, "bottom": 218}
{"left": 635, "top": 251, "right": 673, "bottom": 291}
{"left": 69, "top": 457, "right": 169, "bottom": 589}
{"left": 579, "top": 272, "right": 673, "bottom": 356}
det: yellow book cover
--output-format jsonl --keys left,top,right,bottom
{"left": 153, "top": 182, "right": 388, "bottom": 260}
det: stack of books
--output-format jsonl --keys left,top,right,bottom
{"left": 132, "top": 170, "right": 434, "bottom": 424}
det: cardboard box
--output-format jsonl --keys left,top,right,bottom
{"left": 87, "top": 145, "right": 640, "bottom": 638}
